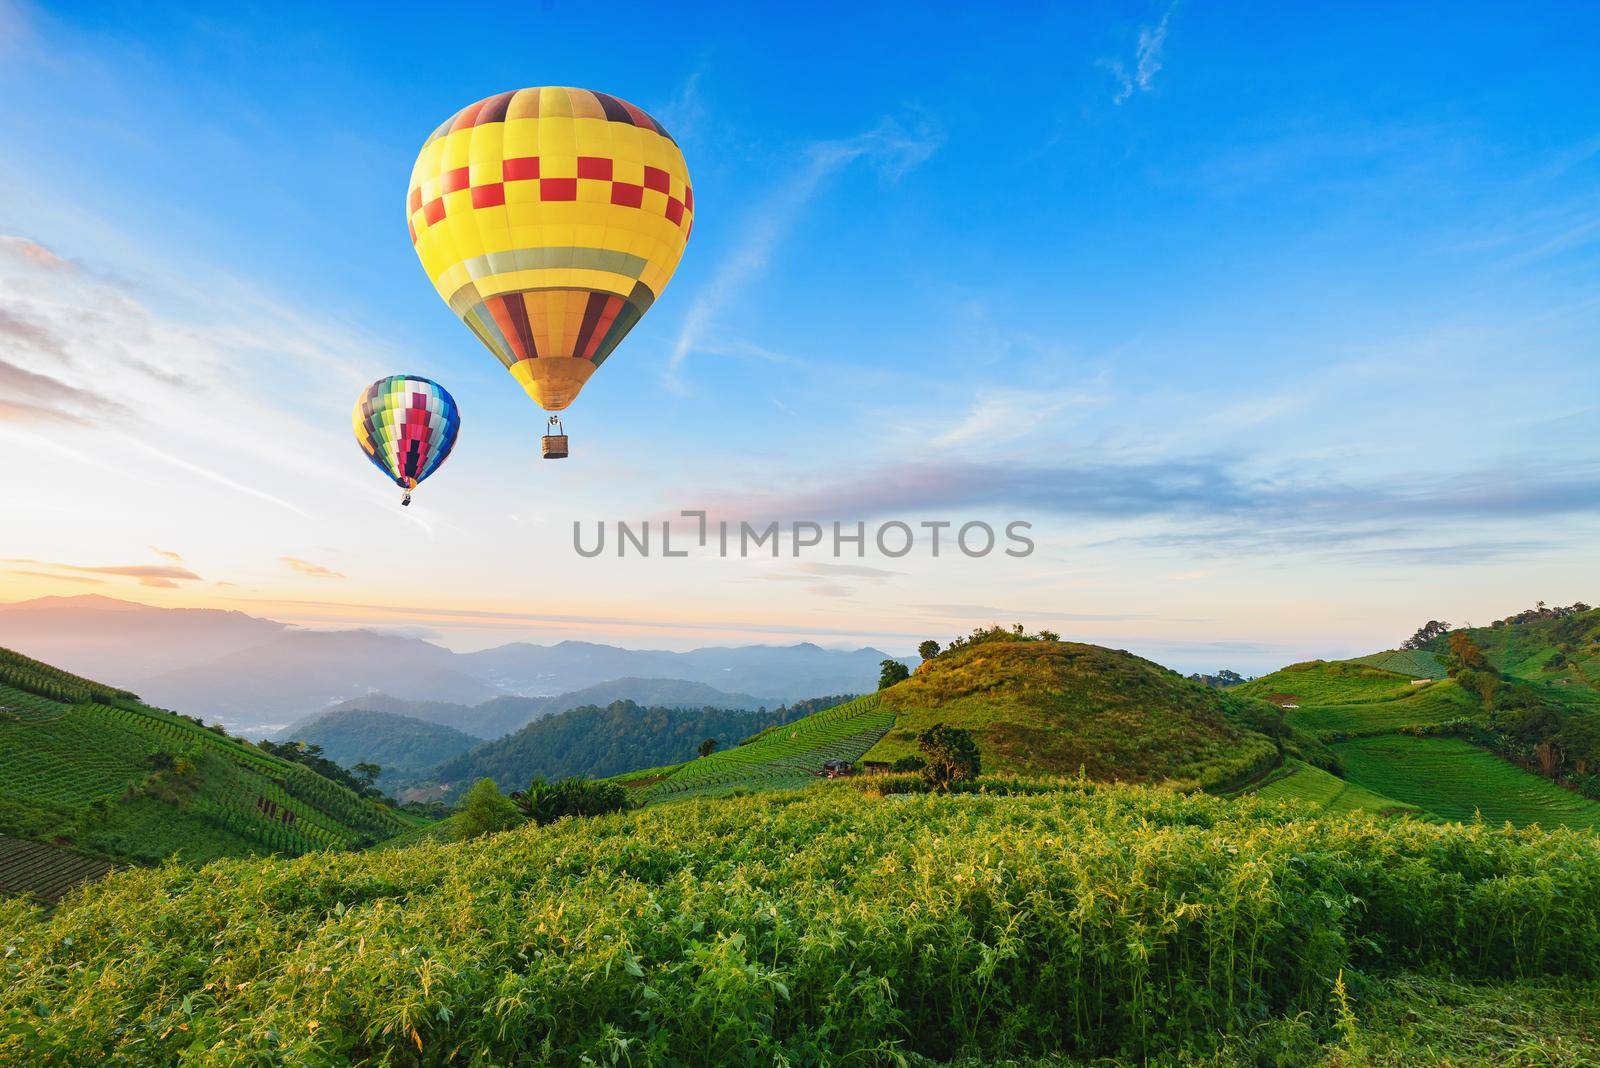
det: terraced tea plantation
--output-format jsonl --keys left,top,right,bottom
{"left": 1280, "top": 680, "right": 1480, "bottom": 737}
{"left": 1348, "top": 648, "right": 1448, "bottom": 679}
{"left": 0, "top": 645, "right": 416, "bottom": 876}
{"left": 0, "top": 835, "right": 114, "bottom": 903}
{"left": 1332, "top": 735, "right": 1600, "bottom": 831}
{"left": 627, "top": 694, "right": 894, "bottom": 802}
{"left": 1246, "top": 759, "right": 1419, "bottom": 817}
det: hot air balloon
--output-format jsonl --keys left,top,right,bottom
{"left": 406, "top": 87, "right": 694, "bottom": 459}
{"left": 352, "top": 375, "right": 461, "bottom": 506}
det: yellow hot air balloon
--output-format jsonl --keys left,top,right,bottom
{"left": 407, "top": 87, "right": 694, "bottom": 458}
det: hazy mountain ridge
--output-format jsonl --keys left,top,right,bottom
{"left": 0, "top": 597, "right": 895, "bottom": 733}
{"left": 302, "top": 677, "right": 782, "bottom": 740}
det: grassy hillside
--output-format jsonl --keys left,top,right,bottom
{"left": 1281, "top": 679, "right": 1481, "bottom": 736}
{"left": 0, "top": 646, "right": 414, "bottom": 875}
{"left": 627, "top": 694, "right": 894, "bottom": 803}
{"left": 4, "top": 783, "right": 1599, "bottom": 1064}
{"left": 1246, "top": 759, "right": 1421, "bottom": 817}
{"left": 1348, "top": 648, "right": 1448, "bottom": 678}
{"left": 1237, "top": 659, "right": 1429, "bottom": 706}
{"left": 0, "top": 836, "right": 115, "bottom": 904}
{"left": 278, "top": 709, "right": 483, "bottom": 784}
{"left": 422, "top": 697, "right": 851, "bottom": 800}
{"left": 862, "top": 641, "right": 1280, "bottom": 788}
{"left": 1333, "top": 735, "right": 1600, "bottom": 831}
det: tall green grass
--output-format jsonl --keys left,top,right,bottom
{"left": 4, "top": 784, "right": 1598, "bottom": 1064}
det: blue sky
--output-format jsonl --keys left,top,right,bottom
{"left": 0, "top": 0, "right": 1596, "bottom": 672}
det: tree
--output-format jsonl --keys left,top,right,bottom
{"left": 879, "top": 659, "right": 911, "bottom": 690}
{"left": 353, "top": 762, "right": 382, "bottom": 788}
{"left": 917, "top": 640, "right": 941, "bottom": 662}
{"left": 698, "top": 738, "right": 717, "bottom": 759}
{"left": 1402, "top": 620, "right": 1452, "bottom": 650}
{"left": 917, "top": 723, "right": 981, "bottom": 792}
{"left": 1446, "top": 631, "right": 1491, "bottom": 672}
{"left": 453, "top": 778, "right": 523, "bottom": 840}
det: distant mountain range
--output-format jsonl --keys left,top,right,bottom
{"left": 458, "top": 641, "right": 897, "bottom": 703}
{"left": 0, "top": 596, "right": 901, "bottom": 733}
{"left": 297, "top": 677, "right": 781, "bottom": 740}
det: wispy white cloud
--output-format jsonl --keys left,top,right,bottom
{"left": 4, "top": 557, "right": 203, "bottom": 588}
{"left": 931, "top": 385, "right": 1105, "bottom": 448}
{"left": 148, "top": 545, "right": 184, "bottom": 562}
{"left": 280, "top": 556, "right": 346, "bottom": 579}
{"left": 665, "top": 118, "right": 942, "bottom": 392}
{"left": 1103, "top": 2, "right": 1178, "bottom": 104}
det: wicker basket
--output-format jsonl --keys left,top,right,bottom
{"left": 541, "top": 434, "right": 569, "bottom": 459}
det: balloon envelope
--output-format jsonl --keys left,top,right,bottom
{"left": 352, "top": 375, "right": 461, "bottom": 491}
{"left": 407, "top": 87, "right": 693, "bottom": 411}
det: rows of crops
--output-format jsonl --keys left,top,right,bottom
{"left": 87, "top": 703, "right": 406, "bottom": 840}
{"left": 1348, "top": 649, "right": 1448, "bottom": 679}
{"left": 0, "top": 683, "right": 70, "bottom": 724}
{"left": 635, "top": 694, "right": 894, "bottom": 802}
{"left": 1249, "top": 759, "right": 1419, "bottom": 817}
{"left": 1283, "top": 679, "right": 1480, "bottom": 738}
{"left": 0, "top": 706, "right": 159, "bottom": 806}
{"left": 0, "top": 647, "right": 133, "bottom": 705}
{"left": 0, "top": 835, "right": 114, "bottom": 903}
{"left": 1334, "top": 735, "right": 1600, "bottom": 831}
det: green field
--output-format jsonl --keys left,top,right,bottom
{"left": 5, "top": 783, "right": 1599, "bottom": 1065}
{"left": 1282, "top": 678, "right": 1481, "bottom": 737}
{"left": 1334, "top": 735, "right": 1600, "bottom": 830}
{"left": 0, "top": 836, "right": 114, "bottom": 903}
{"left": 1236, "top": 660, "right": 1424, "bottom": 705}
{"left": 0, "top": 645, "right": 416, "bottom": 875}
{"left": 1346, "top": 648, "right": 1448, "bottom": 679}
{"left": 629, "top": 693, "right": 893, "bottom": 802}
{"left": 1248, "top": 759, "right": 1420, "bottom": 817}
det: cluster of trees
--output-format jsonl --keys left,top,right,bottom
{"left": 1440, "top": 632, "right": 1600, "bottom": 798}
{"left": 1490, "top": 601, "right": 1593, "bottom": 629}
{"left": 454, "top": 775, "right": 631, "bottom": 840}
{"left": 1401, "top": 620, "right": 1453, "bottom": 650}
{"left": 880, "top": 625, "right": 1065, "bottom": 690}
{"left": 1188, "top": 669, "right": 1248, "bottom": 688}
{"left": 257, "top": 739, "right": 385, "bottom": 801}
{"left": 429, "top": 699, "right": 835, "bottom": 791}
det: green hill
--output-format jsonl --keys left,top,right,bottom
{"left": 861, "top": 640, "right": 1282, "bottom": 788}
{"left": 1244, "top": 759, "right": 1421, "bottom": 817}
{"left": 625, "top": 693, "right": 895, "bottom": 803}
{"left": 620, "top": 641, "right": 1305, "bottom": 803}
{"left": 276, "top": 708, "right": 484, "bottom": 785}
{"left": 0, "top": 646, "right": 416, "bottom": 880}
{"left": 1235, "top": 607, "right": 1600, "bottom": 827}
{"left": 1450, "top": 604, "right": 1600, "bottom": 705}
{"left": 417, "top": 696, "right": 851, "bottom": 801}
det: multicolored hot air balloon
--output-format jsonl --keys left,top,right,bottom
{"left": 352, "top": 375, "right": 461, "bottom": 506}
{"left": 406, "top": 87, "right": 694, "bottom": 458}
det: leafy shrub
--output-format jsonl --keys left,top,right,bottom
{"left": 918, "top": 723, "right": 981, "bottom": 791}
{"left": 514, "top": 776, "right": 630, "bottom": 825}
{"left": 453, "top": 778, "right": 523, "bottom": 840}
